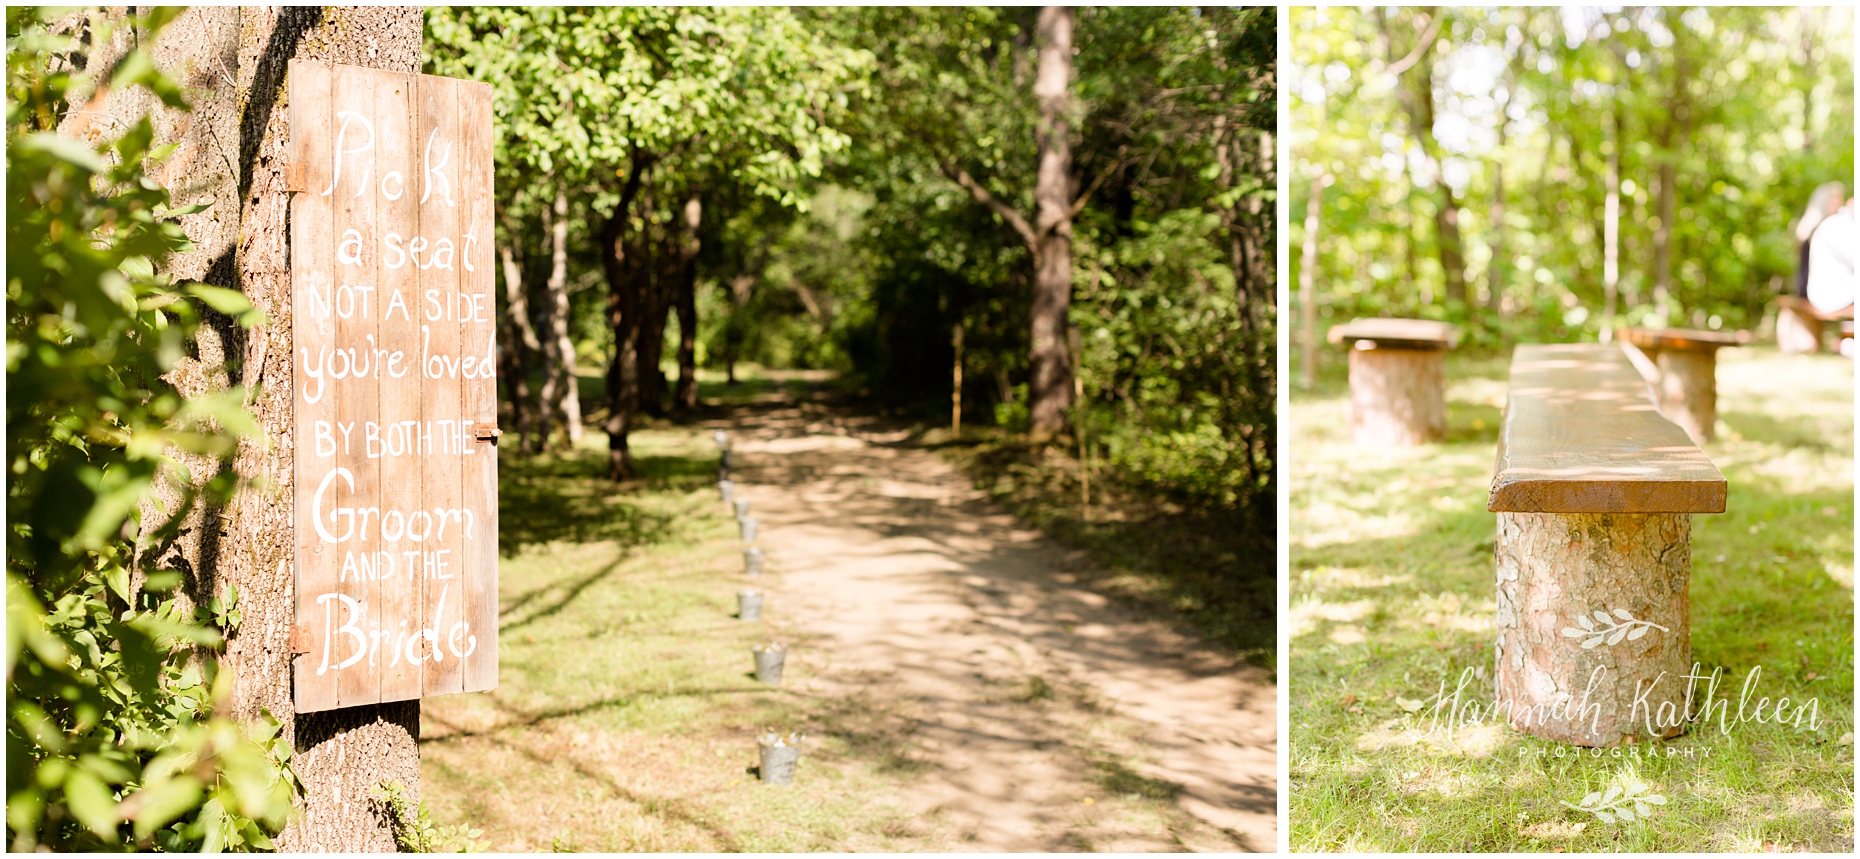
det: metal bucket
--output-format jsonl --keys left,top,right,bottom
{"left": 718, "top": 479, "right": 734, "bottom": 504}
{"left": 737, "top": 589, "right": 763, "bottom": 622}
{"left": 752, "top": 643, "right": 785, "bottom": 684}
{"left": 739, "top": 516, "right": 758, "bottom": 544}
{"left": 733, "top": 499, "right": 751, "bottom": 521}
{"left": 757, "top": 734, "right": 801, "bottom": 785}
{"left": 743, "top": 547, "right": 765, "bottom": 577}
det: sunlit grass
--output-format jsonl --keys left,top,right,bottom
{"left": 1289, "top": 347, "right": 1854, "bottom": 852}
{"left": 418, "top": 428, "right": 944, "bottom": 852}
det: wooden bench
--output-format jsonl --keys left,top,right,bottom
{"left": 1615, "top": 326, "right": 1750, "bottom": 445}
{"left": 1773, "top": 295, "right": 1854, "bottom": 354}
{"left": 1327, "top": 318, "right": 1459, "bottom": 446}
{"left": 1489, "top": 343, "right": 1727, "bottom": 747}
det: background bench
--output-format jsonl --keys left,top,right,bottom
{"left": 1615, "top": 326, "right": 1749, "bottom": 444}
{"left": 1773, "top": 295, "right": 1854, "bottom": 354}
{"left": 1327, "top": 318, "right": 1459, "bottom": 447}
{"left": 1489, "top": 343, "right": 1726, "bottom": 747}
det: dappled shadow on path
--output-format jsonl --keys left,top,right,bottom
{"left": 702, "top": 396, "right": 1279, "bottom": 851}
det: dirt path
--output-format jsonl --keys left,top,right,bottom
{"left": 719, "top": 402, "right": 1276, "bottom": 851}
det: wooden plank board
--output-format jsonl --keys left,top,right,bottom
{"left": 417, "top": 73, "right": 466, "bottom": 699}
{"left": 1616, "top": 326, "right": 1749, "bottom": 352}
{"left": 458, "top": 78, "right": 499, "bottom": 694}
{"left": 289, "top": 60, "right": 338, "bottom": 714}
{"left": 330, "top": 66, "right": 383, "bottom": 708}
{"left": 370, "top": 68, "right": 425, "bottom": 705}
{"left": 289, "top": 62, "right": 496, "bottom": 712}
{"left": 1488, "top": 343, "right": 1727, "bottom": 514}
{"left": 1327, "top": 318, "right": 1460, "bottom": 351}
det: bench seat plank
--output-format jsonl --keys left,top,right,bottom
{"left": 1616, "top": 326, "right": 1750, "bottom": 352}
{"left": 1489, "top": 343, "right": 1726, "bottom": 514}
{"left": 1326, "top": 318, "right": 1460, "bottom": 351}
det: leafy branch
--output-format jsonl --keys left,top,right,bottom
{"left": 1561, "top": 608, "right": 1669, "bottom": 649}
{"left": 1561, "top": 779, "right": 1667, "bottom": 824}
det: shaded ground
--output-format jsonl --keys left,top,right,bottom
{"left": 420, "top": 370, "right": 1277, "bottom": 851}
{"left": 1287, "top": 347, "right": 1854, "bottom": 852}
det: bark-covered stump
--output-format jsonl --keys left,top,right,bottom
{"left": 1347, "top": 347, "right": 1446, "bottom": 447}
{"left": 1494, "top": 512, "right": 1692, "bottom": 747}
{"left": 1327, "top": 318, "right": 1459, "bottom": 448}
{"left": 1489, "top": 343, "right": 1727, "bottom": 748}
{"left": 1616, "top": 327, "right": 1747, "bottom": 446}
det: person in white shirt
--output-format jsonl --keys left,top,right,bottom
{"left": 1806, "top": 198, "right": 1855, "bottom": 316}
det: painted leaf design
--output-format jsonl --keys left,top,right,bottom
{"left": 1614, "top": 608, "right": 1634, "bottom": 620}
{"left": 1607, "top": 627, "right": 1628, "bottom": 646}
{"left": 1595, "top": 811, "right": 1614, "bottom": 824}
{"left": 1642, "top": 795, "right": 1667, "bottom": 806}
{"left": 1562, "top": 627, "right": 1586, "bottom": 638}
{"left": 1602, "top": 786, "right": 1622, "bottom": 803}
{"left": 1593, "top": 611, "right": 1613, "bottom": 624}
{"left": 1581, "top": 792, "right": 1602, "bottom": 807}
{"left": 1615, "top": 807, "right": 1635, "bottom": 823}
{"left": 1582, "top": 636, "right": 1605, "bottom": 649}
{"left": 1577, "top": 614, "right": 1595, "bottom": 630}
{"left": 1626, "top": 781, "right": 1648, "bottom": 796}
{"left": 1627, "top": 625, "right": 1649, "bottom": 641}
{"left": 1634, "top": 801, "right": 1651, "bottom": 816}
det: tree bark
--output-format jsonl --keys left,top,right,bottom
{"left": 498, "top": 242, "right": 539, "bottom": 453}
{"left": 538, "top": 187, "right": 583, "bottom": 448}
{"left": 114, "top": 6, "right": 426, "bottom": 851}
{"left": 1346, "top": 347, "right": 1446, "bottom": 446}
{"left": 1393, "top": 8, "right": 1466, "bottom": 307}
{"left": 1298, "top": 175, "right": 1322, "bottom": 389}
{"left": 1026, "top": 4, "right": 1076, "bottom": 441}
{"left": 1601, "top": 100, "right": 1622, "bottom": 342}
{"left": 600, "top": 156, "right": 651, "bottom": 480}
{"left": 1494, "top": 512, "right": 1692, "bottom": 747}
{"left": 673, "top": 194, "right": 702, "bottom": 412}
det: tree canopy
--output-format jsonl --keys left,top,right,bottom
{"left": 1289, "top": 6, "right": 1855, "bottom": 357}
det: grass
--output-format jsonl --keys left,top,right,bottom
{"left": 927, "top": 428, "right": 1277, "bottom": 673}
{"left": 1287, "top": 346, "right": 1854, "bottom": 852}
{"left": 417, "top": 427, "right": 943, "bottom": 852}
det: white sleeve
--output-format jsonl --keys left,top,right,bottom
{"left": 1806, "top": 208, "right": 1856, "bottom": 315}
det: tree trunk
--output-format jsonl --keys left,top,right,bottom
{"left": 1602, "top": 101, "right": 1622, "bottom": 342}
{"left": 1026, "top": 5, "right": 1075, "bottom": 441}
{"left": 1653, "top": 348, "right": 1719, "bottom": 445}
{"left": 1390, "top": 9, "right": 1466, "bottom": 308}
{"left": 1298, "top": 175, "right": 1322, "bottom": 389}
{"left": 1494, "top": 512, "right": 1693, "bottom": 747}
{"left": 600, "top": 159, "right": 651, "bottom": 480}
{"left": 498, "top": 242, "right": 539, "bottom": 453}
{"left": 538, "top": 187, "right": 583, "bottom": 448}
{"left": 116, "top": 6, "right": 426, "bottom": 851}
{"left": 674, "top": 194, "right": 702, "bottom": 412}
{"left": 635, "top": 215, "right": 674, "bottom": 417}
{"left": 1347, "top": 347, "right": 1446, "bottom": 447}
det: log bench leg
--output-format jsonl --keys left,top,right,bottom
{"left": 1347, "top": 347, "right": 1446, "bottom": 446}
{"left": 1494, "top": 512, "right": 1692, "bottom": 747}
{"left": 1776, "top": 305, "right": 1824, "bottom": 354}
{"left": 1653, "top": 349, "right": 1718, "bottom": 445}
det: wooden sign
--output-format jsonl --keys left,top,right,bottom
{"left": 288, "top": 61, "right": 497, "bottom": 712}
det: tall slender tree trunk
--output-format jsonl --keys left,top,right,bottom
{"left": 1299, "top": 174, "right": 1322, "bottom": 389}
{"left": 1602, "top": 99, "right": 1622, "bottom": 342}
{"left": 601, "top": 157, "right": 651, "bottom": 480}
{"left": 1027, "top": 5, "right": 1076, "bottom": 441}
{"left": 110, "top": 6, "right": 426, "bottom": 850}
{"left": 673, "top": 194, "right": 702, "bottom": 412}
{"left": 1651, "top": 46, "right": 1689, "bottom": 322}
{"left": 1407, "top": 24, "right": 1466, "bottom": 307}
{"left": 499, "top": 241, "right": 542, "bottom": 453}
{"left": 539, "top": 187, "right": 582, "bottom": 447}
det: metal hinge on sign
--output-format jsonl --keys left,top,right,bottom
{"left": 282, "top": 163, "right": 308, "bottom": 193}
{"left": 473, "top": 423, "right": 503, "bottom": 443}
{"left": 289, "top": 624, "right": 312, "bottom": 655}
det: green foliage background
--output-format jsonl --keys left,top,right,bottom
{"left": 1289, "top": 7, "right": 1855, "bottom": 354}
